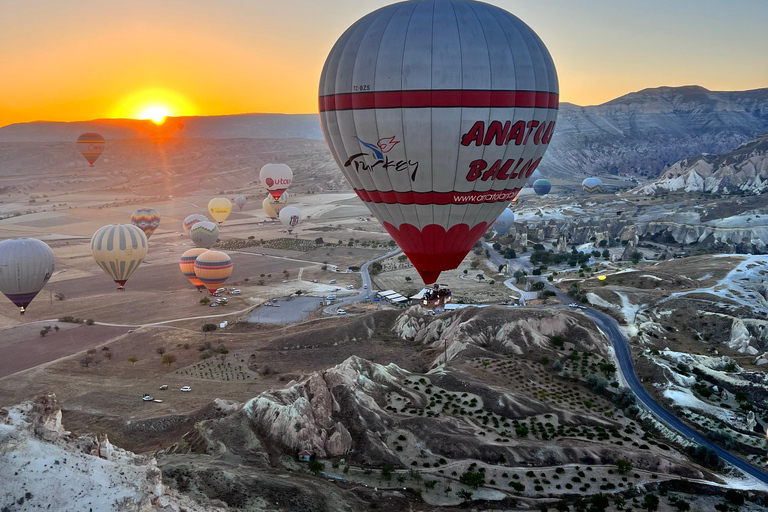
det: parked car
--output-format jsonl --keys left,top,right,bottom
{"left": 215, "top": 288, "right": 226, "bottom": 293}
{"left": 282, "top": 280, "right": 288, "bottom": 283}
{"left": 142, "top": 394, "right": 154, "bottom": 401}
{"left": 336, "top": 309, "right": 347, "bottom": 315}
{"left": 180, "top": 386, "right": 192, "bottom": 392}
{"left": 346, "top": 285, "right": 354, "bottom": 290}
{"left": 210, "top": 302, "right": 219, "bottom": 307}
{"left": 231, "top": 289, "right": 241, "bottom": 295}
{"left": 159, "top": 385, "right": 168, "bottom": 390}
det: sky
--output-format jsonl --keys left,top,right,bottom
{"left": 1, "top": 0, "right": 767, "bottom": 128}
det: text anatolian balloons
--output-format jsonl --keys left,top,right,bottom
{"left": 193, "top": 250, "right": 233, "bottom": 294}
{"left": 77, "top": 133, "right": 105, "bottom": 166}
{"left": 0, "top": 238, "right": 55, "bottom": 314}
{"left": 582, "top": 177, "right": 604, "bottom": 194}
{"left": 189, "top": 221, "right": 219, "bottom": 249}
{"left": 234, "top": 195, "right": 247, "bottom": 211}
{"left": 319, "top": 0, "right": 558, "bottom": 283}
{"left": 183, "top": 214, "right": 208, "bottom": 235}
{"left": 262, "top": 192, "right": 290, "bottom": 219}
{"left": 260, "top": 164, "right": 292, "bottom": 200}
{"left": 278, "top": 206, "right": 301, "bottom": 233}
{"left": 130, "top": 208, "right": 161, "bottom": 239}
{"left": 91, "top": 224, "right": 148, "bottom": 290}
{"left": 490, "top": 208, "right": 515, "bottom": 237}
{"left": 208, "top": 198, "right": 232, "bottom": 224}
{"left": 179, "top": 248, "right": 208, "bottom": 291}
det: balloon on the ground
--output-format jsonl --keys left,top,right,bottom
{"left": 77, "top": 133, "right": 105, "bottom": 166}
{"left": 183, "top": 214, "right": 208, "bottom": 235}
{"left": 189, "top": 221, "right": 219, "bottom": 248}
{"left": 262, "top": 193, "right": 289, "bottom": 219}
{"left": 0, "top": 238, "right": 55, "bottom": 314}
{"left": 582, "top": 177, "right": 604, "bottom": 194}
{"left": 278, "top": 206, "right": 301, "bottom": 233}
{"left": 234, "top": 195, "right": 247, "bottom": 211}
{"left": 130, "top": 208, "right": 161, "bottom": 239}
{"left": 527, "top": 169, "right": 541, "bottom": 186}
{"left": 208, "top": 198, "right": 232, "bottom": 224}
{"left": 91, "top": 224, "right": 148, "bottom": 289}
{"left": 193, "top": 250, "right": 233, "bottom": 294}
{"left": 490, "top": 208, "right": 515, "bottom": 236}
{"left": 318, "top": 0, "right": 558, "bottom": 284}
{"left": 598, "top": 275, "right": 607, "bottom": 281}
{"left": 533, "top": 179, "right": 552, "bottom": 196}
{"left": 260, "top": 164, "right": 292, "bottom": 200}
{"left": 179, "top": 248, "right": 208, "bottom": 291}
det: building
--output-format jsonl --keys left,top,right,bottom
{"left": 377, "top": 290, "right": 409, "bottom": 306}
{"left": 298, "top": 450, "right": 312, "bottom": 462}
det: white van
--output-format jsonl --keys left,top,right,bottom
{"left": 329, "top": 279, "right": 336, "bottom": 284}
{"left": 326, "top": 294, "right": 336, "bottom": 300}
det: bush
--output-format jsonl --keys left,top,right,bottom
{"left": 85, "top": 319, "right": 95, "bottom": 325}
{"left": 156, "top": 347, "right": 166, "bottom": 355}
{"left": 307, "top": 460, "right": 324, "bottom": 474}
{"left": 161, "top": 354, "right": 177, "bottom": 366}
{"left": 459, "top": 470, "right": 485, "bottom": 489}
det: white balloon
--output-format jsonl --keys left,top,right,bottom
{"left": 259, "top": 164, "right": 293, "bottom": 200}
{"left": 278, "top": 206, "right": 301, "bottom": 233}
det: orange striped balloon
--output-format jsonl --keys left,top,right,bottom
{"left": 77, "top": 133, "right": 105, "bottom": 166}
{"left": 193, "top": 250, "right": 233, "bottom": 294}
{"left": 179, "top": 248, "right": 207, "bottom": 291}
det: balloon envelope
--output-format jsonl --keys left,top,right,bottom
{"left": 190, "top": 221, "right": 219, "bottom": 248}
{"left": 234, "top": 195, "right": 247, "bottom": 211}
{"left": 490, "top": 208, "right": 515, "bottom": 236}
{"left": 183, "top": 214, "right": 208, "bottom": 235}
{"left": 279, "top": 206, "right": 301, "bottom": 232}
{"left": 533, "top": 179, "right": 552, "bottom": 196}
{"left": 91, "top": 224, "right": 148, "bottom": 288}
{"left": 194, "top": 250, "right": 233, "bottom": 294}
{"left": 0, "top": 238, "right": 55, "bottom": 312}
{"left": 77, "top": 133, "right": 105, "bottom": 166}
{"left": 208, "top": 198, "right": 232, "bottom": 224}
{"left": 262, "top": 193, "right": 289, "bottom": 219}
{"left": 582, "top": 177, "right": 604, "bottom": 194}
{"left": 527, "top": 169, "right": 541, "bottom": 186}
{"left": 130, "top": 208, "right": 161, "bottom": 239}
{"left": 179, "top": 248, "right": 208, "bottom": 291}
{"left": 260, "top": 164, "right": 293, "bottom": 200}
{"left": 319, "top": 0, "right": 558, "bottom": 284}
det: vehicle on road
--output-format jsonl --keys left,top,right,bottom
{"left": 329, "top": 279, "right": 336, "bottom": 284}
{"left": 127, "top": 330, "right": 133, "bottom": 333}
{"left": 232, "top": 289, "right": 241, "bottom": 295}
{"left": 346, "top": 285, "right": 354, "bottom": 290}
{"left": 215, "top": 287, "right": 226, "bottom": 293}
{"left": 210, "top": 302, "right": 219, "bottom": 307}
{"left": 282, "top": 279, "right": 288, "bottom": 283}
{"left": 159, "top": 385, "right": 168, "bottom": 390}
{"left": 363, "top": 284, "right": 367, "bottom": 289}
{"left": 180, "top": 386, "right": 192, "bottom": 392}
{"left": 327, "top": 295, "right": 336, "bottom": 300}
{"left": 142, "top": 394, "right": 154, "bottom": 401}
{"left": 569, "top": 303, "right": 578, "bottom": 308}
{"left": 336, "top": 309, "right": 346, "bottom": 315}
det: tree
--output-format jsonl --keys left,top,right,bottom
{"left": 53, "top": 325, "right": 59, "bottom": 332}
{"left": 54, "top": 291, "right": 66, "bottom": 301}
{"left": 615, "top": 458, "right": 632, "bottom": 474}
{"left": 641, "top": 494, "right": 659, "bottom": 512}
{"left": 602, "top": 249, "right": 610, "bottom": 259}
{"left": 600, "top": 363, "right": 617, "bottom": 378}
{"left": 156, "top": 347, "right": 166, "bottom": 355}
{"left": 201, "top": 323, "right": 217, "bottom": 341}
{"left": 85, "top": 318, "right": 95, "bottom": 325}
{"left": 456, "top": 490, "right": 473, "bottom": 502}
{"left": 307, "top": 460, "right": 324, "bottom": 474}
{"left": 40, "top": 326, "right": 52, "bottom": 337}
{"left": 79, "top": 356, "right": 95, "bottom": 368}
{"left": 405, "top": 276, "right": 411, "bottom": 282}
{"left": 370, "top": 262, "right": 383, "bottom": 275}
{"left": 295, "top": 289, "right": 303, "bottom": 296}
{"left": 314, "top": 237, "right": 324, "bottom": 244}
{"left": 514, "top": 269, "right": 526, "bottom": 284}
{"left": 321, "top": 264, "right": 327, "bottom": 271}
{"left": 631, "top": 251, "right": 642, "bottom": 264}
{"left": 459, "top": 470, "right": 485, "bottom": 489}
{"left": 161, "top": 354, "right": 177, "bottom": 366}
{"left": 724, "top": 489, "right": 744, "bottom": 506}
{"left": 590, "top": 494, "right": 610, "bottom": 512}
{"left": 127, "top": 357, "right": 138, "bottom": 364}
{"left": 200, "top": 297, "right": 210, "bottom": 305}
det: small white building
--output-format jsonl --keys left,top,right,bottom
{"left": 298, "top": 450, "right": 312, "bottom": 462}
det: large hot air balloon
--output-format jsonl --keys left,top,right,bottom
{"left": 260, "top": 164, "right": 293, "bottom": 200}
{"left": 208, "top": 198, "right": 232, "bottom": 225}
{"left": 319, "top": 0, "right": 558, "bottom": 284}
{"left": 490, "top": 208, "right": 515, "bottom": 237}
{"left": 130, "top": 208, "right": 161, "bottom": 239}
{"left": 190, "top": 221, "right": 219, "bottom": 249}
{"left": 533, "top": 179, "right": 551, "bottom": 196}
{"left": 91, "top": 224, "right": 148, "bottom": 290}
{"left": 234, "top": 195, "right": 247, "bottom": 211}
{"left": 179, "top": 248, "right": 207, "bottom": 292}
{"left": 0, "top": 238, "right": 55, "bottom": 314}
{"left": 527, "top": 169, "right": 541, "bottom": 186}
{"left": 582, "top": 177, "right": 604, "bottom": 194}
{"left": 183, "top": 214, "right": 208, "bottom": 235}
{"left": 262, "top": 193, "right": 289, "bottom": 219}
{"left": 194, "top": 250, "right": 233, "bottom": 294}
{"left": 279, "top": 206, "right": 301, "bottom": 233}
{"left": 77, "top": 133, "right": 105, "bottom": 167}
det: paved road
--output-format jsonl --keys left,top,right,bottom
{"left": 323, "top": 248, "right": 402, "bottom": 314}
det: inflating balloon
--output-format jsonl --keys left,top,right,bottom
{"left": 77, "top": 133, "right": 105, "bottom": 167}
{"left": 130, "top": 208, "right": 161, "bottom": 239}
{"left": 0, "top": 238, "right": 55, "bottom": 314}
{"left": 262, "top": 193, "right": 289, "bottom": 219}
{"left": 194, "top": 250, "right": 233, "bottom": 294}
{"left": 490, "top": 208, "right": 515, "bottom": 237}
{"left": 533, "top": 179, "right": 552, "bottom": 196}
{"left": 582, "top": 177, "right": 604, "bottom": 194}
{"left": 234, "top": 195, "right": 247, "bottom": 211}
{"left": 208, "top": 198, "right": 232, "bottom": 224}
{"left": 279, "top": 206, "right": 301, "bottom": 233}
{"left": 91, "top": 224, "right": 148, "bottom": 290}
{"left": 319, "top": 0, "right": 558, "bottom": 283}
{"left": 183, "top": 214, "right": 208, "bottom": 235}
{"left": 260, "top": 164, "right": 292, "bottom": 200}
{"left": 179, "top": 248, "right": 208, "bottom": 291}
{"left": 189, "top": 221, "right": 219, "bottom": 249}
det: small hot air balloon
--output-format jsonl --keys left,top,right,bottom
{"left": 130, "top": 208, "right": 161, "bottom": 239}
{"left": 279, "top": 206, "right": 301, "bottom": 233}
{"left": 260, "top": 164, "right": 293, "bottom": 200}
{"left": 582, "top": 177, "right": 604, "bottom": 194}
{"left": 194, "top": 250, "right": 233, "bottom": 294}
{"left": 533, "top": 179, "right": 552, "bottom": 196}
{"left": 527, "top": 169, "right": 541, "bottom": 187}
{"left": 208, "top": 198, "right": 232, "bottom": 225}
{"left": 262, "top": 192, "right": 289, "bottom": 219}
{"left": 234, "top": 195, "right": 247, "bottom": 211}
{"left": 77, "top": 133, "right": 105, "bottom": 167}
{"left": 190, "top": 221, "right": 219, "bottom": 249}
{"left": 319, "top": 0, "right": 558, "bottom": 284}
{"left": 183, "top": 214, "right": 208, "bottom": 235}
{"left": 91, "top": 224, "right": 148, "bottom": 290}
{"left": 598, "top": 275, "right": 607, "bottom": 281}
{"left": 490, "top": 208, "right": 515, "bottom": 237}
{"left": 179, "top": 248, "right": 208, "bottom": 292}
{"left": 0, "top": 238, "right": 55, "bottom": 314}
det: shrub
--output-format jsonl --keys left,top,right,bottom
{"left": 156, "top": 347, "right": 166, "bottom": 355}
{"left": 161, "top": 354, "right": 177, "bottom": 366}
{"left": 459, "top": 470, "right": 485, "bottom": 489}
{"left": 85, "top": 319, "right": 95, "bottom": 325}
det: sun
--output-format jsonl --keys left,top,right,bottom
{"left": 138, "top": 105, "right": 170, "bottom": 124}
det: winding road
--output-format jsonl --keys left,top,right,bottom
{"left": 323, "top": 247, "right": 402, "bottom": 314}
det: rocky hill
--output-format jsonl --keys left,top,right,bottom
{"left": 633, "top": 132, "right": 768, "bottom": 195}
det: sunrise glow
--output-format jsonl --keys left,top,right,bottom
{"left": 110, "top": 88, "right": 197, "bottom": 122}
{"left": 138, "top": 106, "right": 170, "bottom": 124}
